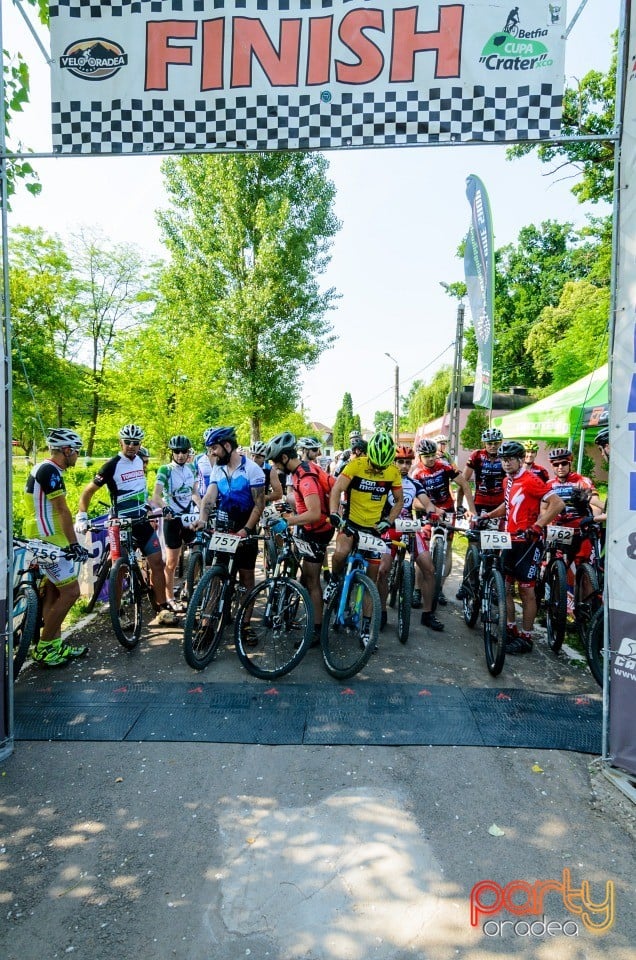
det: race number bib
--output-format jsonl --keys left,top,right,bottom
{"left": 480, "top": 530, "right": 512, "bottom": 550}
{"left": 546, "top": 525, "right": 574, "bottom": 545}
{"left": 209, "top": 532, "right": 242, "bottom": 554}
{"left": 395, "top": 518, "right": 422, "bottom": 533}
{"left": 293, "top": 537, "right": 316, "bottom": 559}
{"left": 358, "top": 532, "right": 388, "bottom": 554}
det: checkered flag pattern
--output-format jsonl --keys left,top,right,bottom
{"left": 52, "top": 86, "right": 562, "bottom": 154}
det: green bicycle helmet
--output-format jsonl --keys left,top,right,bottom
{"left": 523, "top": 439, "right": 539, "bottom": 453}
{"left": 367, "top": 431, "right": 395, "bottom": 468}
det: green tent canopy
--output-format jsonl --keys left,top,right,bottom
{"left": 492, "top": 365, "right": 608, "bottom": 442}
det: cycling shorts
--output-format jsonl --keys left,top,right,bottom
{"left": 295, "top": 527, "right": 334, "bottom": 565}
{"left": 503, "top": 540, "right": 543, "bottom": 586}
{"left": 214, "top": 537, "right": 259, "bottom": 572}
{"left": 164, "top": 517, "right": 197, "bottom": 551}
{"left": 132, "top": 522, "right": 163, "bottom": 557}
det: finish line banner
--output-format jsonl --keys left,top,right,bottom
{"left": 49, "top": 0, "right": 567, "bottom": 154}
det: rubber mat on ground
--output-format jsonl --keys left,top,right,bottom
{"left": 13, "top": 683, "right": 602, "bottom": 753}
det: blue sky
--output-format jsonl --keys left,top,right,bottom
{"left": 4, "top": 0, "right": 620, "bottom": 428}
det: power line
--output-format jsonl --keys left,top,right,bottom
{"left": 356, "top": 341, "right": 455, "bottom": 410}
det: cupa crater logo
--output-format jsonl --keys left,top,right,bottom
{"left": 479, "top": 8, "right": 552, "bottom": 72}
{"left": 60, "top": 38, "right": 128, "bottom": 81}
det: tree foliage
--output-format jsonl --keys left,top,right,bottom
{"left": 374, "top": 410, "right": 393, "bottom": 433}
{"left": 333, "top": 393, "right": 362, "bottom": 449}
{"left": 158, "top": 153, "right": 339, "bottom": 440}
{"left": 403, "top": 367, "right": 452, "bottom": 429}
{"left": 460, "top": 409, "right": 489, "bottom": 451}
{"left": 507, "top": 35, "right": 617, "bottom": 205}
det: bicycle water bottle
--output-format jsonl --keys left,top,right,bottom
{"left": 108, "top": 519, "right": 122, "bottom": 560}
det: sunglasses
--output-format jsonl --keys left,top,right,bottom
{"left": 552, "top": 460, "right": 570, "bottom": 467}
{"left": 173, "top": 448, "right": 189, "bottom": 454}
{"left": 395, "top": 458, "right": 413, "bottom": 464}
{"left": 124, "top": 440, "right": 141, "bottom": 446}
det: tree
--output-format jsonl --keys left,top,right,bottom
{"left": 158, "top": 153, "right": 339, "bottom": 440}
{"left": 374, "top": 410, "right": 393, "bottom": 433}
{"left": 403, "top": 368, "right": 452, "bottom": 429}
{"left": 507, "top": 36, "right": 616, "bottom": 205}
{"left": 70, "top": 229, "right": 159, "bottom": 455}
{"left": 460, "top": 409, "right": 489, "bottom": 452}
{"left": 333, "top": 392, "right": 362, "bottom": 448}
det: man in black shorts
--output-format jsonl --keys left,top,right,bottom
{"left": 75, "top": 423, "right": 177, "bottom": 626}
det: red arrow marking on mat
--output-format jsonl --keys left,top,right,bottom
{"left": 113, "top": 686, "right": 128, "bottom": 694}
{"left": 263, "top": 688, "right": 279, "bottom": 696}
{"left": 341, "top": 688, "right": 356, "bottom": 696}
{"left": 575, "top": 697, "right": 591, "bottom": 706}
{"left": 188, "top": 686, "right": 204, "bottom": 695}
{"left": 418, "top": 689, "right": 432, "bottom": 696}
{"left": 496, "top": 693, "right": 512, "bottom": 700}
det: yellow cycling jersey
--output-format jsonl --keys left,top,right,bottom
{"left": 341, "top": 456, "right": 402, "bottom": 529}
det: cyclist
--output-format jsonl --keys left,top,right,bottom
{"left": 249, "top": 441, "right": 283, "bottom": 504}
{"left": 298, "top": 436, "right": 322, "bottom": 464}
{"left": 75, "top": 423, "right": 177, "bottom": 626}
{"left": 194, "top": 427, "right": 266, "bottom": 631}
{"left": 265, "top": 432, "right": 335, "bottom": 644}
{"left": 544, "top": 447, "right": 605, "bottom": 564}
{"left": 457, "top": 427, "right": 506, "bottom": 518}
{"left": 327, "top": 431, "right": 404, "bottom": 644}
{"left": 434, "top": 434, "right": 453, "bottom": 465}
{"left": 139, "top": 447, "right": 151, "bottom": 474}
{"left": 192, "top": 428, "right": 218, "bottom": 508}
{"left": 523, "top": 440, "right": 549, "bottom": 482}
{"left": 595, "top": 427, "right": 610, "bottom": 464}
{"left": 412, "top": 438, "right": 476, "bottom": 606}
{"left": 376, "top": 446, "right": 444, "bottom": 632}
{"left": 482, "top": 441, "right": 565, "bottom": 655}
{"left": 23, "top": 428, "right": 90, "bottom": 667}
{"left": 152, "top": 435, "right": 197, "bottom": 610}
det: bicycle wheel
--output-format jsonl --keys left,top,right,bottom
{"left": 11, "top": 584, "right": 39, "bottom": 679}
{"left": 574, "top": 562, "right": 601, "bottom": 642}
{"left": 462, "top": 545, "right": 481, "bottom": 628}
{"left": 85, "top": 553, "right": 111, "bottom": 613}
{"left": 185, "top": 548, "right": 204, "bottom": 602}
{"left": 397, "top": 557, "right": 414, "bottom": 645}
{"left": 183, "top": 565, "right": 228, "bottom": 670}
{"left": 235, "top": 578, "right": 313, "bottom": 679}
{"left": 431, "top": 536, "right": 445, "bottom": 612}
{"left": 387, "top": 554, "right": 400, "bottom": 609}
{"left": 321, "top": 571, "right": 381, "bottom": 680}
{"left": 483, "top": 568, "right": 507, "bottom": 677}
{"left": 545, "top": 558, "right": 568, "bottom": 653}
{"left": 586, "top": 605, "right": 605, "bottom": 688}
{"left": 109, "top": 558, "right": 143, "bottom": 649}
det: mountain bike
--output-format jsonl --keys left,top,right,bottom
{"left": 234, "top": 522, "right": 314, "bottom": 679}
{"left": 535, "top": 525, "right": 570, "bottom": 653}
{"left": 320, "top": 523, "right": 383, "bottom": 680}
{"left": 585, "top": 604, "right": 606, "bottom": 687}
{"left": 107, "top": 513, "right": 163, "bottom": 649}
{"left": 427, "top": 511, "right": 454, "bottom": 611}
{"left": 10, "top": 538, "right": 85, "bottom": 679}
{"left": 457, "top": 521, "right": 510, "bottom": 676}
{"left": 386, "top": 518, "right": 418, "bottom": 644}
{"left": 572, "top": 518, "right": 604, "bottom": 645}
{"left": 182, "top": 529, "right": 251, "bottom": 670}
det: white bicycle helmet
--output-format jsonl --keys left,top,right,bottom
{"left": 119, "top": 423, "right": 145, "bottom": 442}
{"left": 249, "top": 441, "right": 268, "bottom": 456}
{"left": 46, "top": 428, "right": 83, "bottom": 451}
{"left": 298, "top": 436, "right": 321, "bottom": 451}
{"left": 481, "top": 427, "right": 503, "bottom": 443}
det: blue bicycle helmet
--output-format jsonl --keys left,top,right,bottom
{"left": 203, "top": 426, "right": 237, "bottom": 448}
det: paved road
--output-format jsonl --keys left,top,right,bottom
{"left": 2, "top": 569, "right": 634, "bottom": 960}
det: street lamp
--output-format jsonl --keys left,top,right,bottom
{"left": 440, "top": 283, "right": 465, "bottom": 460}
{"left": 384, "top": 352, "right": 399, "bottom": 445}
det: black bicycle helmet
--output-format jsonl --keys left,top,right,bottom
{"left": 46, "top": 427, "right": 83, "bottom": 451}
{"left": 481, "top": 427, "right": 503, "bottom": 443}
{"left": 119, "top": 423, "right": 145, "bottom": 441}
{"left": 367, "top": 431, "right": 395, "bottom": 468}
{"left": 265, "top": 432, "right": 297, "bottom": 462}
{"left": 139, "top": 446, "right": 150, "bottom": 460}
{"left": 498, "top": 440, "right": 525, "bottom": 459}
{"left": 548, "top": 447, "right": 573, "bottom": 462}
{"left": 169, "top": 434, "right": 191, "bottom": 452}
{"left": 203, "top": 426, "right": 237, "bottom": 447}
{"left": 594, "top": 427, "right": 609, "bottom": 446}
{"left": 417, "top": 438, "right": 437, "bottom": 456}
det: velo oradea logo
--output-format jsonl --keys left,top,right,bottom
{"left": 60, "top": 39, "right": 128, "bottom": 81}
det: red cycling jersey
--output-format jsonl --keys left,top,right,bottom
{"left": 545, "top": 472, "right": 596, "bottom": 526}
{"left": 411, "top": 459, "right": 457, "bottom": 511}
{"left": 503, "top": 466, "right": 559, "bottom": 535}
{"left": 527, "top": 463, "right": 550, "bottom": 484}
{"left": 466, "top": 449, "right": 505, "bottom": 509}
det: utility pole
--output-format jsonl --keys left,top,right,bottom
{"left": 448, "top": 301, "right": 465, "bottom": 459}
{"left": 385, "top": 353, "right": 399, "bottom": 444}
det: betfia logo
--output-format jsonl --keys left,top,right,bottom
{"left": 60, "top": 38, "right": 128, "bottom": 81}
